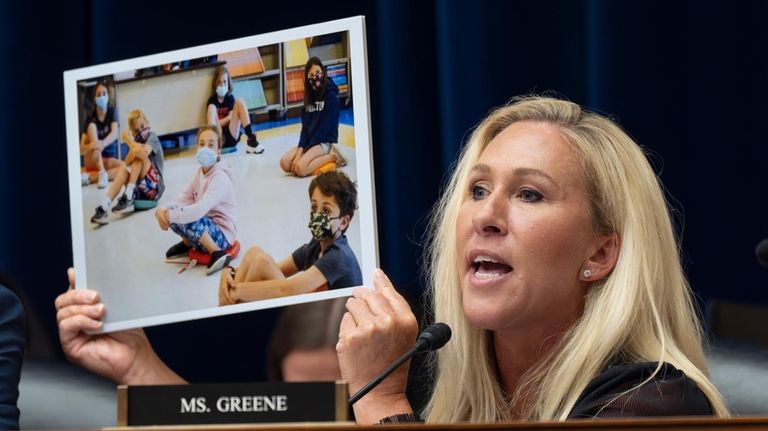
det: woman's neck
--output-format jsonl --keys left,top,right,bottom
{"left": 492, "top": 318, "right": 575, "bottom": 401}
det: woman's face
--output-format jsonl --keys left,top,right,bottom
{"left": 456, "top": 121, "right": 600, "bottom": 335}
{"left": 197, "top": 129, "right": 220, "bottom": 153}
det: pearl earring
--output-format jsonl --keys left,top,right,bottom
{"left": 582, "top": 269, "right": 592, "bottom": 279}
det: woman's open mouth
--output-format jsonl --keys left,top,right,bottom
{"left": 471, "top": 255, "right": 513, "bottom": 280}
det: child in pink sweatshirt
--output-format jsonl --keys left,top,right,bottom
{"left": 155, "top": 125, "right": 237, "bottom": 275}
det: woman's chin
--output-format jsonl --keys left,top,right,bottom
{"left": 461, "top": 298, "right": 516, "bottom": 332}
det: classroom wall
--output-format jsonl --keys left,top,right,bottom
{"left": 1, "top": 0, "right": 767, "bottom": 382}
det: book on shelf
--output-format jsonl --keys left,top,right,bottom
{"left": 327, "top": 63, "right": 349, "bottom": 94}
{"left": 286, "top": 69, "right": 305, "bottom": 104}
{"left": 284, "top": 39, "right": 309, "bottom": 68}
{"left": 233, "top": 78, "right": 268, "bottom": 109}
{"left": 219, "top": 48, "right": 265, "bottom": 77}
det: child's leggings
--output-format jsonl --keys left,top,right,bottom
{"left": 170, "top": 216, "right": 231, "bottom": 252}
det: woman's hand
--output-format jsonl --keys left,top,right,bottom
{"left": 55, "top": 269, "right": 184, "bottom": 385}
{"left": 336, "top": 269, "right": 418, "bottom": 424}
{"left": 155, "top": 208, "right": 170, "bottom": 231}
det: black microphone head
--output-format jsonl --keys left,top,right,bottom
{"left": 416, "top": 322, "right": 452, "bottom": 351}
{"left": 756, "top": 239, "right": 768, "bottom": 268}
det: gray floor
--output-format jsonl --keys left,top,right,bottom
{"left": 79, "top": 127, "right": 361, "bottom": 327}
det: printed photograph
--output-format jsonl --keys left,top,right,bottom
{"left": 64, "top": 17, "right": 376, "bottom": 332}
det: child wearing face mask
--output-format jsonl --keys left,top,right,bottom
{"left": 156, "top": 126, "right": 237, "bottom": 275}
{"left": 81, "top": 79, "right": 124, "bottom": 188}
{"left": 218, "top": 170, "right": 361, "bottom": 305}
{"left": 90, "top": 109, "right": 165, "bottom": 224}
{"left": 207, "top": 65, "right": 263, "bottom": 154}
{"left": 279, "top": 57, "right": 345, "bottom": 178}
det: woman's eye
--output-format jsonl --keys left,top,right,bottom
{"left": 471, "top": 185, "right": 489, "bottom": 200}
{"left": 519, "top": 188, "right": 543, "bottom": 202}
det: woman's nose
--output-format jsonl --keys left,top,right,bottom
{"left": 471, "top": 193, "right": 508, "bottom": 236}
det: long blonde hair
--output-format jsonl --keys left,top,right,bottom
{"left": 423, "top": 96, "right": 729, "bottom": 422}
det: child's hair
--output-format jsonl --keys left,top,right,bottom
{"left": 303, "top": 56, "right": 327, "bottom": 107}
{"left": 126, "top": 109, "right": 147, "bottom": 130}
{"left": 212, "top": 65, "right": 232, "bottom": 97}
{"left": 308, "top": 170, "right": 357, "bottom": 220}
{"left": 196, "top": 125, "right": 223, "bottom": 150}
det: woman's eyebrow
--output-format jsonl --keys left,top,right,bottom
{"left": 513, "top": 167, "right": 556, "bottom": 184}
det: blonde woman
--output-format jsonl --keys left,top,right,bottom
{"left": 337, "top": 96, "right": 729, "bottom": 423}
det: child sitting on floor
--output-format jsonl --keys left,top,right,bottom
{"left": 218, "top": 170, "right": 361, "bottom": 305}
{"left": 90, "top": 109, "right": 165, "bottom": 224}
{"left": 156, "top": 125, "right": 237, "bottom": 275}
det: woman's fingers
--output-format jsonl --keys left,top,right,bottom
{"left": 54, "top": 288, "right": 99, "bottom": 312}
{"left": 344, "top": 295, "right": 375, "bottom": 328}
{"left": 59, "top": 313, "right": 103, "bottom": 344}
{"left": 67, "top": 267, "right": 75, "bottom": 289}
{"left": 373, "top": 269, "right": 411, "bottom": 315}
{"left": 56, "top": 303, "right": 105, "bottom": 325}
{"left": 353, "top": 286, "right": 395, "bottom": 316}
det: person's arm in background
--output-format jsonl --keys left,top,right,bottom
{"left": 0, "top": 284, "right": 24, "bottom": 430}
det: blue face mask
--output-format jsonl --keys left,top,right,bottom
{"left": 216, "top": 84, "right": 228, "bottom": 98}
{"left": 95, "top": 95, "right": 108, "bottom": 110}
{"left": 195, "top": 146, "right": 218, "bottom": 169}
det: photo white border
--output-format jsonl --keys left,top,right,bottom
{"left": 64, "top": 16, "right": 376, "bottom": 332}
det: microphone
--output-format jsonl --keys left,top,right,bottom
{"left": 756, "top": 239, "right": 768, "bottom": 268}
{"left": 348, "top": 322, "right": 452, "bottom": 405}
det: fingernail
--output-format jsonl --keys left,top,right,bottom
{"left": 374, "top": 268, "right": 384, "bottom": 283}
{"left": 88, "top": 291, "right": 98, "bottom": 301}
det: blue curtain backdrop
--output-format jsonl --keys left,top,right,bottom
{"left": 1, "top": 0, "right": 767, "bottom": 382}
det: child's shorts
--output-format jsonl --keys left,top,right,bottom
{"left": 135, "top": 164, "right": 161, "bottom": 200}
{"left": 222, "top": 127, "right": 240, "bottom": 149}
{"left": 170, "top": 216, "right": 231, "bottom": 252}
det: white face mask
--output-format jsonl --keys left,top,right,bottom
{"left": 195, "top": 146, "right": 218, "bottom": 168}
{"left": 95, "top": 95, "right": 108, "bottom": 110}
{"left": 216, "top": 84, "right": 228, "bottom": 98}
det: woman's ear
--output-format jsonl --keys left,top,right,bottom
{"left": 580, "top": 233, "right": 620, "bottom": 281}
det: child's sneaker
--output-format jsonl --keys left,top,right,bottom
{"left": 206, "top": 250, "right": 232, "bottom": 275}
{"left": 90, "top": 206, "right": 109, "bottom": 225}
{"left": 111, "top": 193, "right": 134, "bottom": 213}
{"left": 81, "top": 173, "right": 91, "bottom": 186}
{"left": 245, "top": 136, "right": 264, "bottom": 154}
{"left": 165, "top": 241, "right": 192, "bottom": 259}
{"left": 97, "top": 170, "right": 108, "bottom": 189}
{"left": 330, "top": 144, "right": 347, "bottom": 167}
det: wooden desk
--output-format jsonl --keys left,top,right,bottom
{"left": 95, "top": 416, "right": 768, "bottom": 431}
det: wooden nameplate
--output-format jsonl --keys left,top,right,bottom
{"left": 117, "top": 381, "right": 349, "bottom": 426}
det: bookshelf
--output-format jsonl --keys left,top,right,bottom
{"left": 281, "top": 31, "right": 351, "bottom": 116}
{"left": 211, "top": 30, "right": 351, "bottom": 124}
{"left": 222, "top": 45, "right": 283, "bottom": 117}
